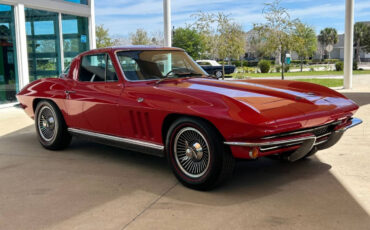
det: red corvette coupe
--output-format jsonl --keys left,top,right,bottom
{"left": 17, "top": 46, "right": 362, "bottom": 190}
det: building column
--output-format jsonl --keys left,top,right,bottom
{"left": 58, "top": 13, "right": 65, "bottom": 71}
{"left": 88, "top": 0, "right": 96, "bottom": 49}
{"left": 163, "top": 0, "right": 171, "bottom": 47}
{"left": 13, "top": 3, "right": 29, "bottom": 89}
{"left": 344, "top": 0, "right": 354, "bottom": 89}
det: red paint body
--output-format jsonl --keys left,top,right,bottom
{"left": 17, "top": 47, "right": 359, "bottom": 159}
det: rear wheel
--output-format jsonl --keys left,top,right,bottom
{"left": 35, "top": 101, "right": 71, "bottom": 150}
{"left": 166, "top": 117, "right": 235, "bottom": 190}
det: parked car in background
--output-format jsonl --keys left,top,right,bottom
{"left": 196, "top": 60, "right": 236, "bottom": 78}
{"left": 17, "top": 46, "right": 361, "bottom": 190}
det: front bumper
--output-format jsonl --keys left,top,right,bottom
{"left": 224, "top": 118, "right": 362, "bottom": 161}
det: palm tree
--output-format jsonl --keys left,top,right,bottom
{"left": 354, "top": 22, "right": 369, "bottom": 63}
{"left": 318, "top": 28, "right": 338, "bottom": 59}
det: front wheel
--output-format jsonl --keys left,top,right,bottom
{"left": 35, "top": 100, "right": 71, "bottom": 150}
{"left": 166, "top": 117, "right": 235, "bottom": 190}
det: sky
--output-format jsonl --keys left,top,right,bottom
{"left": 95, "top": 0, "right": 370, "bottom": 38}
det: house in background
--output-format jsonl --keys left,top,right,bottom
{"left": 314, "top": 21, "right": 370, "bottom": 62}
{"left": 245, "top": 21, "right": 370, "bottom": 63}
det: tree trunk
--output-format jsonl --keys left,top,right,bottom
{"left": 222, "top": 62, "right": 225, "bottom": 80}
{"left": 281, "top": 53, "right": 286, "bottom": 80}
{"left": 241, "top": 58, "right": 244, "bottom": 73}
{"left": 275, "top": 51, "right": 281, "bottom": 66}
{"left": 300, "top": 57, "right": 303, "bottom": 72}
{"left": 356, "top": 40, "right": 361, "bottom": 63}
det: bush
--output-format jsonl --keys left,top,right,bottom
{"left": 291, "top": 60, "right": 309, "bottom": 65}
{"left": 258, "top": 60, "right": 271, "bottom": 73}
{"left": 335, "top": 61, "right": 344, "bottom": 71}
{"left": 275, "top": 66, "right": 281, "bottom": 73}
{"left": 231, "top": 60, "right": 245, "bottom": 67}
{"left": 240, "top": 66, "right": 255, "bottom": 73}
{"left": 311, "top": 59, "right": 322, "bottom": 64}
{"left": 246, "top": 60, "right": 259, "bottom": 67}
{"left": 284, "top": 65, "right": 290, "bottom": 73}
{"left": 324, "top": 59, "right": 340, "bottom": 64}
{"left": 353, "top": 61, "right": 358, "bottom": 70}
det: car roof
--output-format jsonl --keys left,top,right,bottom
{"left": 79, "top": 45, "right": 184, "bottom": 56}
{"left": 196, "top": 60, "right": 221, "bottom": 66}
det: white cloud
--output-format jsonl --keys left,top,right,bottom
{"left": 95, "top": 0, "right": 370, "bottom": 36}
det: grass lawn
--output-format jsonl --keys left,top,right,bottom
{"left": 230, "top": 70, "right": 370, "bottom": 78}
{"left": 294, "top": 79, "right": 343, "bottom": 88}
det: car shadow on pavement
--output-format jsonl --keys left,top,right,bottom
{"left": 342, "top": 92, "right": 370, "bottom": 107}
{"left": 1, "top": 125, "right": 369, "bottom": 230}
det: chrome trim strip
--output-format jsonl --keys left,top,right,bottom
{"left": 262, "top": 121, "right": 341, "bottom": 140}
{"left": 225, "top": 118, "right": 362, "bottom": 148}
{"left": 68, "top": 128, "right": 164, "bottom": 151}
{"left": 314, "top": 139, "right": 329, "bottom": 146}
{"left": 316, "top": 132, "right": 332, "bottom": 139}
{"left": 259, "top": 142, "right": 304, "bottom": 151}
{"left": 341, "top": 118, "right": 362, "bottom": 131}
{"left": 224, "top": 135, "right": 316, "bottom": 147}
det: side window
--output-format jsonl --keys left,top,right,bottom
{"left": 106, "top": 56, "right": 118, "bottom": 82}
{"left": 79, "top": 54, "right": 106, "bottom": 82}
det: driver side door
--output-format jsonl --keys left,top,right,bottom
{"left": 65, "top": 52, "right": 123, "bottom": 136}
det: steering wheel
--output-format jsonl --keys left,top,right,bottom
{"left": 164, "top": 68, "right": 191, "bottom": 78}
{"left": 164, "top": 69, "right": 177, "bottom": 78}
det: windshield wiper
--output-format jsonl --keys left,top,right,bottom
{"left": 155, "top": 70, "right": 203, "bottom": 85}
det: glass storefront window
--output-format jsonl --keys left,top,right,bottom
{"left": 64, "top": 0, "right": 88, "bottom": 5}
{"left": 62, "top": 14, "right": 89, "bottom": 67}
{"left": 0, "top": 4, "right": 18, "bottom": 104}
{"left": 25, "top": 8, "right": 61, "bottom": 82}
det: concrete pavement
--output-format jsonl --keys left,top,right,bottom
{"left": 0, "top": 76, "right": 369, "bottom": 230}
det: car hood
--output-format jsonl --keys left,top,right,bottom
{"left": 160, "top": 78, "right": 358, "bottom": 128}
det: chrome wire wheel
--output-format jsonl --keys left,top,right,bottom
{"left": 174, "top": 127, "right": 210, "bottom": 178}
{"left": 215, "top": 71, "right": 223, "bottom": 78}
{"left": 37, "top": 106, "right": 57, "bottom": 142}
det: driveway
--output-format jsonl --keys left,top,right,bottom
{"left": 0, "top": 76, "right": 369, "bottom": 230}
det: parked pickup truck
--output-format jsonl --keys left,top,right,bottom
{"left": 196, "top": 60, "right": 236, "bottom": 78}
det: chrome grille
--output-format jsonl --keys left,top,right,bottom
{"left": 259, "top": 121, "right": 340, "bottom": 152}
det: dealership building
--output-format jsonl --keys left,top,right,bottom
{"left": 0, "top": 0, "right": 95, "bottom": 105}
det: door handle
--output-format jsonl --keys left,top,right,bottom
{"left": 65, "top": 90, "right": 76, "bottom": 94}
{"left": 65, "top": 90, "right": 75, "bottom": 99}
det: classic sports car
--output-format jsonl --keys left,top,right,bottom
{"left": 196, "top": 60, "right": 236, "bottom": 78}
{"left": 17, "top": 46, "right": 362, "bottom": 190}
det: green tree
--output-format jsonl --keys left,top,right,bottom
{"left": 192, "top": 12, "right": 246, "bottom": 78}
{"left": 130, "top": 29, "right": 151, "bottom": 45}
{"left": 191, "top": 12, "right": 218, "bottom": 59}
{"left": 318, "top": 27, "right": 338, "bottom": 59}
{"left": 173, "top": 27, "right": 205, "bottom": 60}
{"left": 245, "top": 29, "right": 268, "bottom": 59}
{"left": 292, "top": 22, "right": 317, "bottom": 71}
{"left": 216, "top": 13, "right": 246, "bottom": 79}
{"left": 254, "top": 0, "right": 295, "bottom": 79}
{"left": 96, "top": 24, "right": 116, "bottom": 48}
{"left": 354, "top": 22, "right": 369, "bottom": 63}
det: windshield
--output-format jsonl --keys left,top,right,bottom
{"left": 116, "top": 50, "right": 207, "bottom": 81}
